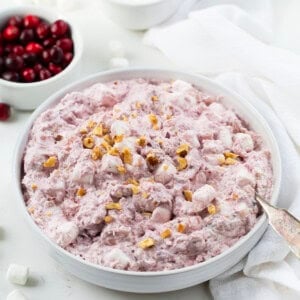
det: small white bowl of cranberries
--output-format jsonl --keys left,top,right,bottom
{"left": 0, "top": 5, "right": 83, "bottom": 112}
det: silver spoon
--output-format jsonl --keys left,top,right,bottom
{"left": 256, "top": 195, "right": 300, "bottom": 258}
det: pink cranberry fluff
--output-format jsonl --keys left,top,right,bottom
{"left": 22, "top": 79, "right": 273, "bottom": 271}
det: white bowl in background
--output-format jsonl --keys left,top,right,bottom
{"left": 100, "top": 0, "right": 182, "bottom": 30}
{"left": 0, "top": 5, "right": 83, "bottom": 111}
{"left": 13, "top": 68, "right": 282, "bottom": 293}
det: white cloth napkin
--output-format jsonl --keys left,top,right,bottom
{"left": 144, "top": 1, "right": 300, "bottom": 299}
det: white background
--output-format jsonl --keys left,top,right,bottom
{"left": 1, "top": 0, "right": 300, "bottom": 299}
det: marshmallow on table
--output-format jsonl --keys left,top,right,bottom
{"left": 109, "top": 57, "right": 130, "bottom": 69}
{"left": 6, "top": 264, "right": 29, "bottom": 285}
{"left": 7, "top": 290, "right": 28, "bottom": 300}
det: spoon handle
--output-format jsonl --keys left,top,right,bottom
{"left": 256, "top": 195, "right": 300, "bottom": 258}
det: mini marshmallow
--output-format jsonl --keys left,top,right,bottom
{"left": 109, "top": 57, "right": 129, "bottom": 69}
{"left": 114, "top": 137, "right": 136, "bottom": 151}
{"left": 6, "top": 264, "right": 29, "bottom": 285}
{"left": 218, "top": 127, "right": 232, "bottom": 148}
{"left": 154, "top": 162, "right": 177, "bottom": 184}
{"left": 55, "top": 222, "right": 79, "bottom": 248}
{"left": 108, "top": 40, "right": 125, "bottom": 57}
{"left": 236, "top": 167, "right": 255, "bottom": 187}
{"left": 104, "top": 248, "right": 130, "bottom": 268}
{"left": 234, "top": 133, "right": 254, "bottom": 153}
{"left": 192, "top": 184, "right": 216, "bottom": 212}
{"left": 151, "top": 207, "right": 171, "bottom": 223}
{"left": 100, "top": 154, "right": 123, "bottom": 174}
{"left": 7, "top": 290, "right": 28, "bottom": 300}
{"left": 110, "top": 120, "right": 130, "bottom": 136}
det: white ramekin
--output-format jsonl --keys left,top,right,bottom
{"left": 0, "top": 5, "right": 83, "bottom": 111}
{"left": 99, "top": 0, "right": 182, "bottom": 30}
{"left": 13, "top": 68, "right": 282, "bottom": 293}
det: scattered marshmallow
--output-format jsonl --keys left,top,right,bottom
{"left": 55, "top": 222, "right": 79, "bottom": 248}
{"left": 151, "top": 207, "right": 171, "bottom": 223}
{"left": 6, "top": 264, "right": 29, "bottom": 285}
{"left": 193, "top": 184, "right": 216, "bottom": 212}
{"left": 233, "top": 133, "right": 254, "bottom": 153}
{"left": 109, "top": 57, "right": 129, "bottom": 69}
{"left": 100, "top": 154, "right": 123, "bottom": 174}
{"left": 104, "top": 248, "right": 130, "bottom": 269}
{"left": 154, "top": 162, "right": 177, "bottom": 184}
{"left": 7, "top": 290, "right": 28, "bottom": 300}
{"left": 110, "top": 120, "right": 130, "bottom": 136}
{"left": 108, "top": 40, "right": 125, "bottom": 58}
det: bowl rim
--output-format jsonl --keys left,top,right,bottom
{"left": 13, "top": 67, "right": 282, "bottom": 277}
{"left": 107, "top": 0, "right": 167, "bottom": 8}
{"left": 0, "top": 5, "right": 83, "bottom": 88}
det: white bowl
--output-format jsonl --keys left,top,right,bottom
{"left": 100, "top": 0, "right": 182, "bottom": 30}
{"left": 0, "top": 5, "right": 83, "bottom": 111}
{"left": 13, "top": 68, "right": 282, "bottom": 293}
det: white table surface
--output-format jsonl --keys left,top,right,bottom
{"left": 1, "top": 0, "right": 300, "bottom": 299}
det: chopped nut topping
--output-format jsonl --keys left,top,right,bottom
{"left": 177, "top": 157, "right": 187, "bottom": 171}
{"left": 80, "top": 128, "right": 88, "bottom": 134}
{"left": 153, "top": 124, "right": 159, "bottom": 130}
{"left": 131, "top": 185, "right": 140, "bottom": 195}
{"left": 176, "top": 144, "right": 190, "bottom": 157}
{"left": 138, "top": 237, "right": 155, "bottom": 249}
{"left": 148, "top": 114, "right": 158, "bottom": 127}
{"left": 142, "top": 192, "right": 149, "bottom": 199}
{"left": 83, "top": 137, "right": 95, "bottom": 149}
{"left": 43, "top": 156, "right": 57, "bottom": 168}
{"left": 165, "top": 114, "right": 173, "bottom": 120}
{"left": 87, "top": 120, "right": 97, "bottom": 129}
{"left": 28, "top": 207, "right": 35, "bottom": 214}
{"left": 104, "top": 215, "right": 114, "bottom": 223}
{"left": 105, "top": 202, "right": 122, "bottom": 210}
{"left": 160, "top": 229, "right": 172, "bottom": 239}
{"left": 103, "top": 134, "right": 114, "bottom": 146}
{"left": 142, "top": 212, "right": 152, "bottom": 217}
{"left": 224, "top": 157, "right": 236, "bottom": 165}
{"left": 163, "top": 164, "right": 169, "bottom": 171}
{"left": 183, "top": 190, "right": 193, "bottom": 201}
{"left": 76, "top": 187, "right": 86, "bottom": 197}
{"left": 151, "top": 95, "right": 159, "bottom": 102}
{"left": 207, "top": 204, "right": 217, "bottom": 215}
{"left": 224, "top": 152, "right": 239, "bottom": 159}
{"left": 121, "top": 147, "right": 133, "bottom": 164}
{"left": 177, "top": 223, "right": 186, "bottom": 233}
{"left": 31, "top": 184, "right": 38, "bottom": 191}
{"left": 117, "top": 165, "right": 126, "bottom": 174}
{"left": 45, "top": 211, "right": 52, "bottom": 217}
{"left": 135, "top": 101, "right": 142, "bottom": 109}
{"left": 131, "top": 112, "right": 137, "bottom": 118}
{"left": 101, "top": 141, "right": 112, "bottom": 151}
{"left": 127, "top": 178, "right": 139, "bottom": 186}
{"left": 232, "top": 193, "right": 239, "bottom": 200}
{"left": 136, "top": 136, "right": 147, "bottom": 147}
{"left": 121, "top": 115, "right": 128, "bottom": 122}
{"left": 146, "top": 152, "right": 159, "bottom": 166}
{"left": 218, "top": 155, "right": 226, "bottom": 165}
{"left": 114, "top": 134, "right": 124, "bottom": 143}
{"left": 92, "top": 125, "right": 104, "bottom": 137}
{"left": 91, "top": 146, "right": 103, "bottom": 160}
{"left": 108, "top": 147, "right": 120, "bottom": 156}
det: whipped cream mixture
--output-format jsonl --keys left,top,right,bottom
{"left": 22, "top": 78, "right": 273, "bottom": 271}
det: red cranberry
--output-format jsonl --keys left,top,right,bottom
{"left": 50, "top": 20, "right": 69, "bottom": 38}
{"left": 64, "top": 52, "right": 73, "bottom": 66}
{"left": 2, "top": 71, "right": 20, "bottom": 82}
{"left": 4, "top": 44, "right": 14, "bottom": 54}
{"left": 22, "top": 68, "right": 36, "bottom": 82}
{"left": 33, "top": 63, "right": 43, "bottom": 73}
{"left": 36, "top": 22, "right": 49, "bottom": 39}
{"left": 39, "top": 68, "right": 51, "bottom": 80}
{"left": 3, "top": 25, "right": 20, "bottom": 41}
{"left": 0, "top": 46, "right": 3, "bottom": 56}
{"left": 43, "top": 37, "right": 55, "bottom": 48}
{"left": 5, "top": 54, "right": 23, "bottom": 71}
{"left": 25, "top": 42, "right": 43, "bottom": 54}
{"left": 50, "top": 46, "right": 63, "bottom": 64}
{"left": 56, "top": 38, "right": 73, "bottom": 52}
{"left": 48, "top": 62, "right": 62, "bottom": 75}
{"left": 23, "top": 52, "right": 37, "bottom": 66}
{"left": 8, "top": 16, "right": 23, "bottom": 27}
{"left": 23, "top": 15, "right": 40, "bottom": 29}
{"left": 12, "top": 45, "right": 25, "bottom": 55}
{"left": 0, "top": 103, "right": 11, "bottom": 121}
{"left": 0, "top": 33, "right": 3, "bottom": 44}
{"left": 19, "top": 29, "right": 35, "bottom": 44}
{"left": 41, "top": 49, "right": 51, "bottom": 64}
{"left": 0, "top": 57, "right": 4, "bottom": 73}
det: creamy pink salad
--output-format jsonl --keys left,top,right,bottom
{"left": 22, "top": 78, "right": 273, "bottom": 271}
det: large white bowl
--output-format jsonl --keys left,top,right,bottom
{"left": 0, "top": 5, "right": 83, "bottom": 111}
{"left": 13, "top": 68, "right": 282, "bottom": 293}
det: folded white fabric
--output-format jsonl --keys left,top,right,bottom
{"left": 145, "top": 2, "right": 300, "bottom": 299}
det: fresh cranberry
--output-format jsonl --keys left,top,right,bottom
{"left": 19, "top": 29, "right": 35, "bottom": 44}
{"left": 12, "top": 45, "right": 25, "bottom": 55}
{"left": 39, "top": 68, "right": 51, "bottom": 80}
{"left": 22, "top": 52, "right": 37, "bottom": 66}
{"left": 0, "top": 103, "right": 11, "bottom": 121}
{"left": 25, "top": 42, "right": 43, "bottom": 54}
{"left": 22, "top": 68, "right": 36, "bottom": 82}
{"left": 3, "top": 25, "right": 20, "bottom": 41}
{"left": 36, "top": 22, "right": 49, "bottom": 39}
{"left": 33, "top": 63, "right": 43, "bottom": 73}
{"left": 48, "top": 62, "right": 62, "bottom": 75}
{"left": 43, "top": 37, "right": 55, "bottom": 48}
{"left": 0, "top": 46, "right": 3, "bottom": 56}
{"left": 50, "top": 46, "right": 63, "bottom": 64}
{"left": 0, "top": 33, "right": 3, "bottom": 44}
{"left": 64, "top": 52, "right": 73, "bottom": 66}
{"left": 0, "top": 57, "right": 4, "bottom": 73}
{"left": 4, "top": 44, "right": 14, "bottom": 54}
{"left": 56, "top": 38, "right": 73, "bottom": 52}
{"left": 8, "top": 16, "right": 23, "bottom": 27}
{"left": 50, "top": 20, "right": 69, "bottom": 38}
{"left": 41, "top": 49, "right": 51, "bottom": 64}
{"left": 5, "top": 54, "right": 23, "bottom": 71}
{"left": 23, "top": 15, "right": 40, "bottom": 29}
{"left": 2, "top": 71, "right": 20, "bottom": 82}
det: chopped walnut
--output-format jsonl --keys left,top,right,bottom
{"left": 232, "top": 193, "right": 239, "bottom": 200}
{"left": 142, "top": 192, "right": 149, "bottom": 199}
{"left": 224, "top": 152, "right": 239, "bottom": 159}
{"left": 92, "top": 125, "right": 104, "bottom": 137}
{"left": 162, "top": 164, "right": 169, "bottom": 171}
{"left": 31, "top": 184, "right": 38, "bottom": 191}
{"left": 121, "top": 147, "right": 133, "bottom": 164}
{"left": 105, "top": 202, "right": 122, "bottom": 210}
{"left": 117, "top": 165, "right": 126, "bottom": 174}
{"left": 135, "top": 101, "right": 142, "bottom": 109}
{"left": 83, "top": 137, "right": 95, "bottom": 149}
{"left": 148, "top": 114, "right": 158, "bottom": 128}
{"left": 114, "top": 134, "right": 124, "bottom": 143}
{"left": 160, "top": 229, "right": 172, "bottom": 239}
{"left": 80, "top": 128, "right": 88, "bottom": 134}
{"left": 151, "top": 95, "right": 159, "bottom": 102}
{"left": 28, "top": 207, "right": 35, "bottom": 214}
{"left": 76, "top": 187, "right": 86, "bottom": 197}
{"left": 87, "top": 120, "right": 97, "bottom": 129}
{"left": 101, "top": 141, "right": 112, "bottom": 151}
{"left": 104, "top": 215, "right": 114, "bottom": 223}
{"left": 177, "top": 223, "right": 186, "bottom": 233}
{"left": 43, "top": 156, "right": 57, "bottom": 168}
{"left": 177, "top": 157, "right": 187, "bottom": 171}
{"left": 131, "top": 185, "right": 140, "bottom": 195}
{"left": 136, "top": 136, "right": 147, "bottom": 147}
{"left": 127, "top": 178, "right": 139, "bottom": 186}
{"left": 45, "top": 211, "right": 52, "bottom": 217}
{"left": 207, "top": 204, "right": 217, "bottom": 215}
{"left": 183, "top": 190, "right": 193, "bottom": 201}
{"left": 146, "top": 152, "right": 159, "bottom": 166}
{"left": 91, "top": 146, "right": 103, "bottom": 160}
{"left": 176, "top": 144, "right": 190, "bottom": 157}
{"left": 138, "top": 237, "right": 155, "bottom": 249}
{"left": 108, "top": 147, "right": 120, "bottom": 156}
{"left": 224, "top": 157, "right": 236, "bottom": 165}
{"left": 103, "top": 134, "right": 114, "bottom": 146}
